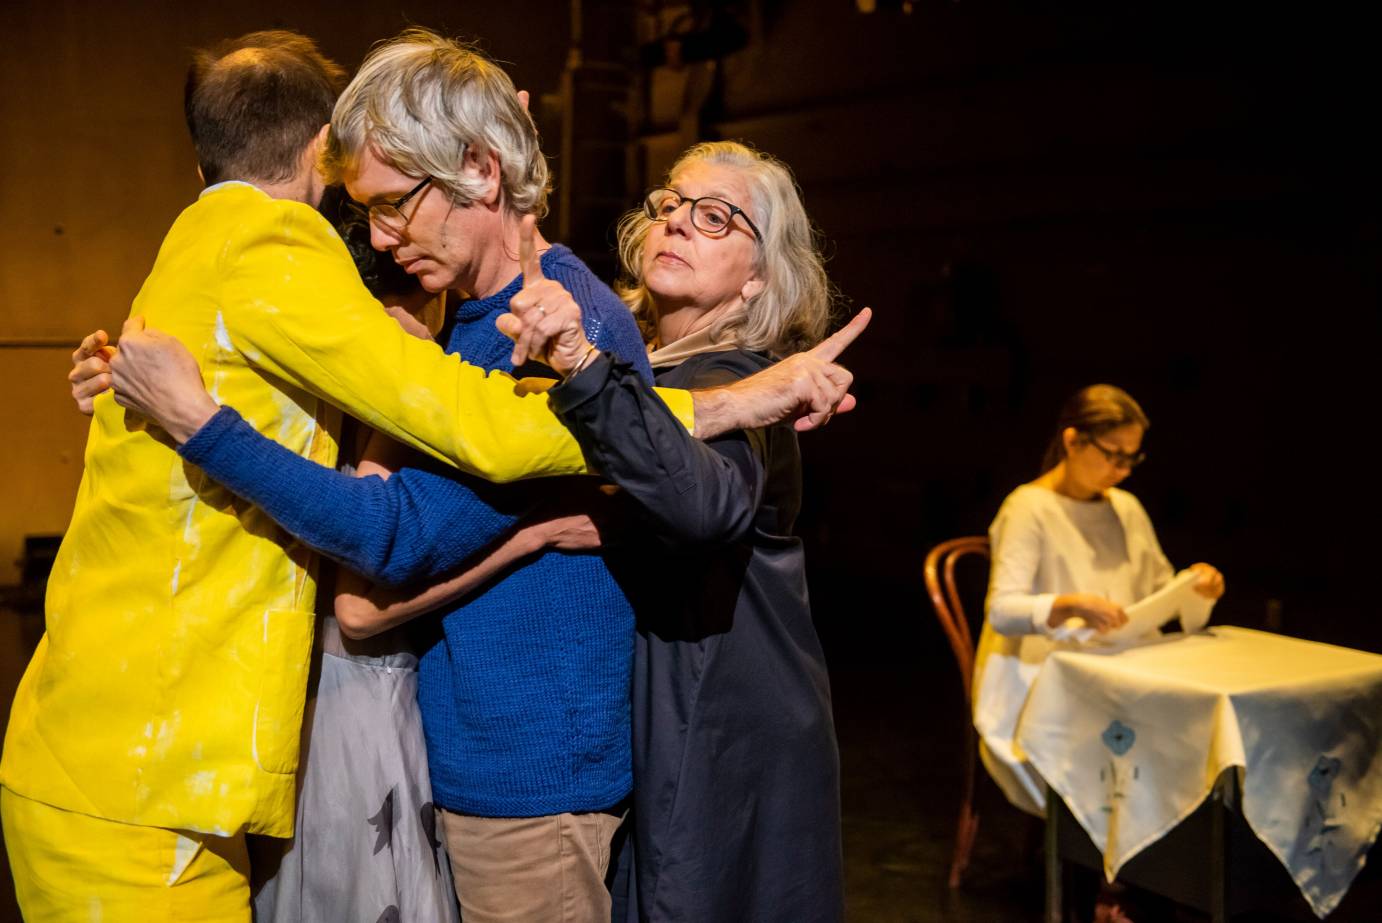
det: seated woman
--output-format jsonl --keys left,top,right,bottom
{"left": 974, "top": 383, "right": 1226, "bottom": 818}
{"left": 500, "top": 139, "right": 848, "bottom": 922}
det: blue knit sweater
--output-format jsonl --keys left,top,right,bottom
{"left": 179, "top": 245, "right": 650, "bottom": 816}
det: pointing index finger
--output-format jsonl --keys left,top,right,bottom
{"left": 809, "top": 307, "right": 872, "bottom": 363}
{"left": 519, "top": 214, "right": 544, "bottom": 287}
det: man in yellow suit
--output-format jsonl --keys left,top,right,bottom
{"left": 0, "top": 31, "right": 859, "bottom": 920}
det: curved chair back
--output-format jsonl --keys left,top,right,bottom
{"left": 923, "top": 535, "right": 991, "bottom": 888}
{"left": 923, "top": 536, "right": 991, "bottom": 705}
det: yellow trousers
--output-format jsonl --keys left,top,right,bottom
{"left": 1, "top": 787, "right": 251, "bottom": 922}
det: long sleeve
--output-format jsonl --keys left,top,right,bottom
{"left": 179, "top": 407, "right": 519, "bottom": 586}
{"left": 216, "top": 205, "right": 693, "bottom": 482}
{"left": 549, "top": 353, "right": 764, "bottom": 545}
{"left": 985, "top": 495, "right": 1058, "bottom": 637}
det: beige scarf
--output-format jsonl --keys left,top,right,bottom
{"left": 647, "top": 324, "right": 741, "bottom": 369}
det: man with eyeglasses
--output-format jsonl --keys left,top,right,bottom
{"left": 3, "top": 29, "right": 863, "bottom": 920}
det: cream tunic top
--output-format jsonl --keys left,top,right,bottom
{"left": 972, "top": 484, "right": 1215, "bottom": 816}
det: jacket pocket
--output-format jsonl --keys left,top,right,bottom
{"left": 252, "top": 608, "right": 313, "bottom": 775}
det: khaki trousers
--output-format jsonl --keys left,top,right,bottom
{"left": 441, "top": 806, "right": 624, "bottom": 923}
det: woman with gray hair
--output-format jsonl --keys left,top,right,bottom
{"left": 503, "top": 140, "right": 852, "bottom": 922}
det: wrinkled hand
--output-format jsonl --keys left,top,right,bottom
{"left": 696, "top": 308, "right": 871, "bottom": 438}
{"left": 1188, "top": 562, "right": 1225, "bottom": 600}
{"left": 69, "top": 329, "right": 117, "bottom": 415}
{"left": 1049, "top": 593, "right": 1129, "bottom": 634}
{"left": 108, "top": 317, "right": 219, "bottom": 443}
{"left": 494, "top": 215, "right": 595, "bottom": 375}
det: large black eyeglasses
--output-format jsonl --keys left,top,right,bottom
{"left": 1084, "top": 433, "right": 1147, "bottom": 470}
{"left": 643, "top": 187, "right": 763, "bottom": 242}
{"left": 359, "top": 175, "right": 433, "bottom": 232}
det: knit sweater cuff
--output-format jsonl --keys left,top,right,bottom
{"left": 179, "top": 405, "right": 247, "bottom": 468}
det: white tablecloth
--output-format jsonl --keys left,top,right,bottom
{"left": 1013, "top": 626, "right": 1382, "bottom": 918}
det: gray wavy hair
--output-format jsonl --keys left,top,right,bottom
{"left": 323, "top": 29, "right": 550, "bottom": 217}
{"left": 616, "top": 141, "right": 835, "bottom": 356}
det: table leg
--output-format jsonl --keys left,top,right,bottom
{"left": 1210, "top": 772, "right": 1235, "bottom": 923}
{"left": 1045, "top": 793, "right": 1062, "bottom": 923}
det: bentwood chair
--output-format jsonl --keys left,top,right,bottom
{"left": 923, "top": 536, "right": 991, "bottom": 889}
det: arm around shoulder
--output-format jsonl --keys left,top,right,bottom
{"left": 550, "top": 353, "right": 764, "bottom": 545}
{"left": 217, "top": 207, "right": 593, "bottom": 482}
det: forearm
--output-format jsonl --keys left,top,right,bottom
{"left": 161, "top": 395, "right": 219, "bottom": 444}
{"left": 550, "top": 354, "right": 761, "bottom": 544}
{"left": 688, "top": 385, "right": 737, "bottom": 439}
{"left": 334, "top": 527, "right": 543, "bottom": 638}
{"left": 987, "top": 591, "right": 1058, "bottom": 636}
{"left": 222, "top": 220, "right": 695, "bottom": 481}
{"left": 129, "top": 375, "right": 220, "bottom": 443}
{"left": 179, "top": 407, "right": 517, "bottom": 584}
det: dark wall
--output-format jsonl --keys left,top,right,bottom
{"left": 0, "top": 4, "right": 1373, "bottom": 635}
{"left": 2, "top": 1, "right": 1375, "bottom": 642}
{"left": 619, "top": 2, "right": 1376, "bottom": 657}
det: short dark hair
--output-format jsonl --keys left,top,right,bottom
{"left": 184, "top": 30, "right": 346, "bottom": 185}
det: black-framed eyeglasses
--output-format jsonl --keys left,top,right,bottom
{"left": 643, "top": 187, "right": 762, "bottom": 242}
{"left": 1083, "top": 433, "right": 1147, "bottom": 469}
{"left": 359, "top": 175, "right": 433, "bottom": 232}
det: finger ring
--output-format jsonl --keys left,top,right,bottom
{"left": 536, "top": 304, "right": 547, "bottom": 318}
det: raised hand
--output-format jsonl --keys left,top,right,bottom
{"left": 1188, "top": 562, "right": 1225, "bottom": 600}
{"left": 693, "top": 307, "right": 871, "bottom": 438}
{"left": 790, "top": 307, "right": 872, "bottom": 431}
{"left": 494, "top": 215, "right": 597, "bottom": 376}
{"left": 107, "top": 316, "right": 219, "bottom": 443}
{"left": 69, "top": 329, "right": 117, "bottom": 415}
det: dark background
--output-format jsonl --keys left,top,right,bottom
{"left": 1, "top": 1, "right": 1377, "bottom": 920}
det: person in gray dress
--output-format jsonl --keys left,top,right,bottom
{"left": 248, "top": 192, "right": 459, "bottom": 923}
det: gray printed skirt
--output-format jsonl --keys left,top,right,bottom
{"left": 251, "top": 617, "right": 459, "bottom": 923}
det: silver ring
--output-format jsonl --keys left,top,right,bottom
{"left": 536, "top": 304, "right": 547, "bottom": 318}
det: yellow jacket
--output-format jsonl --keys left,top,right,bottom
{"left": 0, "top": 182, "right": 693, "bottom": 837}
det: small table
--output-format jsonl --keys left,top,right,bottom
{"left": 1014, "top": 626, "right": 1382, "bottom": 920}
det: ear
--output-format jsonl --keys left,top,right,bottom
{"left": 462, "top": 145, "right": 503, "bottom": 207}
{"left": 1062, "top": 426, "right": 1081, "bottom": 453}
{"left": 740, "top": 276, "right": 766, "bottom": 302}
{"left": 302, "top": 123, "right": 330, "bottom": 169}
{"left": 195, "top": 164, "right": 205, "bottom": 186}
